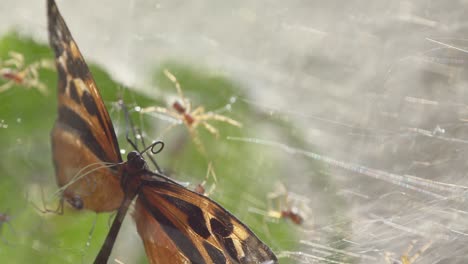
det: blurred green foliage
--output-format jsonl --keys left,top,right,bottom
{"left": 0, "top": 33, "right": 308, "bottom": 263}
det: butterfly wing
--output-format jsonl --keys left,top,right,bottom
{"left": 133, "top": 180, "right": 278, "bottom": 264}
{"left": 48, "top": 0, "right": 123, "bottom": 212}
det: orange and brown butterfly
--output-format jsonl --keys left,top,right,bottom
{"left": 47, "top": 0, "right": 278, "bottom": 263}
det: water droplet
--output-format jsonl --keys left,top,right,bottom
{"left": 229, "top": 96, "right": 237, "bottom": 103}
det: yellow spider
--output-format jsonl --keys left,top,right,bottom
{"left": 0, "top": 51, "right": 54, "bottom": 94}
{"left": 385, "top": 240, "right": 432, "bottom": 264}
{"left": 267, "top": 182, "right": 308, "bottom": 225}
{"left": 193, "top": 162, "right": 218, "bottom": 196}
{"left": 140, "top": 69, "right": 242, "bottom": 153}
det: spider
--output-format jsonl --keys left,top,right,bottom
{"left": 0, "top": 51, "right": 54, "bottom": 94}
{"left": 140, "top": 69, "right": 242, "bottom": 154}
{"left": 265, "top": 182, "right": 310, "bottom": 225}
{"left": 0, "top": 211, "right": 15, "bottom": 245}
{"left": 385, "top": 240, "right": 432, "bottom": 264}
{"left": 193, "top": 162, "right": 218, "bottom": 197}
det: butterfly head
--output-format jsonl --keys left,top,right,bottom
{"left": 126, "top": 151, "right": 147, "bottom": 173}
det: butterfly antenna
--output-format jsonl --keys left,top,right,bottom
{"left": 141, "top": 140, "right": 165, "bottom": 155}
{"left": 137, "top": 127, "right": 164, "bottom": 174}
{"left": 119, "top": 99, "right": 165, "bottom": 174}
{"left": 140, "top": 141, "right": 165, "bottom": 174}
{"left": 119, "top": 99, "right": 140, "bottom": 151}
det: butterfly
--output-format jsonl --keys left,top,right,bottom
{"left": 47, "top": 0, "right": 278, "bottom": 263}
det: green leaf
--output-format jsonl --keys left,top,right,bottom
{"left": 0, "top": 32, "right": 311, "bottom": 263}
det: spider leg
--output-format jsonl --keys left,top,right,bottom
{"left": 188, "top": 127, "right": 206, "bottom": 155}
{"left": 406, "top": 240, "right": 432, "bottom": 264}
{"left": 266, "top": 195, "right": 283, "bottom": 219}
{"left": 163, "top": 69, "right": 185, "bottom": 100}
{"left": 200, "top": 121, "right": 220, "bottom": 138}
{"left": 0, "top": 81, "right": 14, "bottom": 93}
{"left": 141, "top": 106, "right": 184, "bottom": 125}
{"left": 39, "top": 58, "right": 56, "bottom": 70}
{"left": 185, "top": 99, "right": 192, "bottom": 113}
{"left": 400, "top": 240, "right": 416, "bottom": 264}
{"left": 5, "top": 52, "right": 24, "bottom": 68}
{"left": 141, "top": 106, "right": 181, "bottom": 119}
{"left": 197, "top": 113, "right": 243, "bottom": 127}
{"left": 191, "top": 106, "right": 205, "bottom": 116}
{"left": 34, "top": 82, "right": 49, "bottom": 95}
{"left": 23, "top": 66, "right": 48, "bottom": 94}
{"left": 201, "top": 162, "right": 217, "bottom": 196}
{"left": 140, "top": 106, "right": 171, "bottom": 114}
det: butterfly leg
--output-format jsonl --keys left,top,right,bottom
{"left": 31, "top": 186, "right": 64, "bottom": 215}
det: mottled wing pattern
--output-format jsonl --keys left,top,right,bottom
{"left": 48, "top": 0, "right": 123, "bottom": 212}
{"left": 134, "top": 180, "right": 278, "bottom": 264}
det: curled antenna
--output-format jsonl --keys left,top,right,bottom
{"left": 141, "top": 140, "right": 165, "bottom": 156}
{"left": 119, "top": 98, "right": 164, "bottom": 174}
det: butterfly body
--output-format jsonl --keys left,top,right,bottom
{"left": 48, "top": 0, "right": 278, "bottom": 262}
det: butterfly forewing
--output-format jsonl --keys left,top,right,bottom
{"left": 48, "top": 0, "right": 123, "bottom": 212}
{"left": 135, "top": 180, "right": 278, "bottom": 264}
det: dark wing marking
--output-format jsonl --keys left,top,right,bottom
{"left": 48, "top": 0, "right": 123, "bottom": 212}
{"left": 134, "top": 180, "right": 278, "bottom": 264}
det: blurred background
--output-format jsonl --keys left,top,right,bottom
{"left": 1, "top": 0, "right": 468, "bottom": 263}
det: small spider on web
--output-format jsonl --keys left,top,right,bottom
{"left": 266, "top": 182, "right": 310, "bottom": 225}
{"left": 193, "top": 162, "right": 218, "bottom": 197}
{"left": 140, "top": 69, "right": 242, "bottom": 154}
{"left": 0, "top": 210, "right": 15, "bottom": 245}
{"left": 249, "top": 181, "right": 311, "bottom": 226}
{"left": 384, "top": 240, "right": 432, "bottom": 264}
{"left": 0, "top": 51, "right": 55, "bottom": 94}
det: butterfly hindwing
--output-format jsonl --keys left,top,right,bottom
{"left": 48, "top": 0, "right": 123, "bottom": 212}
{"left": 134, "top": 180, "right": 278, "bottom": 264}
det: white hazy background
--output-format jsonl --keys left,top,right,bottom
{"left": 3, "top": 0, "right": 468, "bottom": 263}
